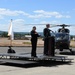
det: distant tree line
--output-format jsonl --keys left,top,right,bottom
{"left": 70, "top": 35, "right": 75, "bottom": 40}
{"left": 0, "top": 32, "right": 8, "bottom": 37}
{"left": 0, "top": 31, "right": 30, "bottom": 40}
{"left": 0, "top": 31, "right": 75, "bottom": 40}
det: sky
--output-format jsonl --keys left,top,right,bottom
{"left": 0, "top": 0, "right": 75, "bottom": 35}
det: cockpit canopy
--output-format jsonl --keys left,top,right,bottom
{"left": 55, "top": 33, "right": 70, "bottom": 41}
{"left": 58, "top": 28, "right": 70, "bottom": 33}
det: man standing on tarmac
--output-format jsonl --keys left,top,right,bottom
{"left": 30, "top": 26, "right": 40, "bottom": 57}
{"left": 43, "top": 24, "right": 51, "bottom": 56}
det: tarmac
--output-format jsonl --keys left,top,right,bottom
{"left": 0, "top": 47, "right": 75, "bottom": 75}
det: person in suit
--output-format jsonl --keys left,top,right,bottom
{"left": 43, "top": 24, "right": 51, "bottom": 55}
{"left": 30, "top": 26, "right": 40, "bottom": 57}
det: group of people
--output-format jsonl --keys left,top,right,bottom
{"left": 30, "top": 24, "right": 52, "bottom": 57}
{"left": 7, "top": 24, "right": 52, "bottom": 58}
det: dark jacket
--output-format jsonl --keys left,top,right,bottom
{"left": 43, "top": 28, "right": 51, "bottom": 38}
{"left": 31, "top": 30, "right": 40, "bottom": 41}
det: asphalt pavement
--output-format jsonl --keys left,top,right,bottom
{"left": 0, "top": 47, "right": 75, "bottom": 75}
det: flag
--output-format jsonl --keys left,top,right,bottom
{"left": 8, "top": 19, "right": 14, "bottom": 40}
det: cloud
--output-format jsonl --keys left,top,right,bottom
{"left": 39, "top": 20, "right": 61, "bottom": 25}
{"left": 0, "top": 8, "right": 29, "bottom": 18}
{"left": 32, "top": 10, "right": 71, "bottom": 19}
{"left": 40, "top": 21, "right": 49, "bottom": 24}
{"left": 0, "top": 19, "right": 26, "bottom": 32}
{"left": 65, "top": 15, "right": 71, "bottom": 18}
{"left": 0, "top": 8, "right": 72, "bottom": 33}
{"left": 68, "top": 26, "right": 75, "bottom": 35}
{"left": 0, "top": 15, "right": 4, "bottom": 19}
{"left": 13, "top": 19, "right": 25, "bottom": 24}
{"left": 12, "top": 19, "right": 26, "bottom": 32}
{"left": 28, "top": 14, "right": 44, "bottom": 18}
{"left": 0, "top": 23, "right": 9, "bottom": 31}
{"left": 0, "top": 8, "right": 71, "bottom": 20}
{"left": 11, "top": 19, "right": 34, "bottom": 32}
